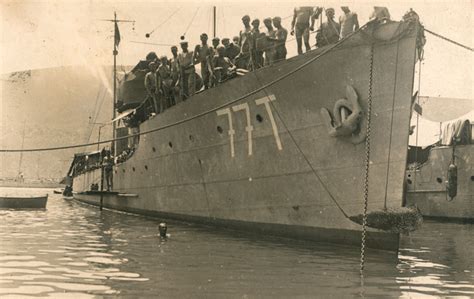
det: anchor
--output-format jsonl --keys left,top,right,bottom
{"left": 320, "top": 85, "right": 366, "bottom": 144}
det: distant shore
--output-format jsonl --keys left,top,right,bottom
{"left": 0, "top": 180, "right": 62, "bottom": 189}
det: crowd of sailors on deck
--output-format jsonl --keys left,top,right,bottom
{"left": 135, "top": 6, "right": 391, "bottom": 118}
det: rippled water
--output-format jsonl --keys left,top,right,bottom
{"left": 0, "top": 188, "right": 472, "bottom": 298}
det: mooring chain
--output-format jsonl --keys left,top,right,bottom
{"left": 360, "top": 43, "right": 375, "bottom": 281}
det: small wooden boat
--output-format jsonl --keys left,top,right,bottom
{"left": 53, "top": 189, "right": 63, "bottom": 194}
{"left": 0, "top": 195, "right": 48, "bottom": 209}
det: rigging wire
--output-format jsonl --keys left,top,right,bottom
{"left": 414, "top": 61, "right": 422, "bottom": 191}
{"left": 85, "top": 85, "right": 105, "bottom": 145}
{"left": 129, "top": 41, "right": 176, "bottom": 47}
{"left": 145, "top": 7, "right": 182, "bottom": 38}
{"left": 382, "top": 41, "right": 401, "bottom": 209}
{"left": 181, "top": 7, "right": 200, "bottom": 40}
{"left": 253, "top": 75, "right": 350, "bottom": 219}
{"left": 9, "top": 23, "right": 467, "bottom": 154}
{"left": 0, "top": 22, "right": 366, "bottom": 153}
{"left": 424, "top": 28, "right": 473, "bottom": 52}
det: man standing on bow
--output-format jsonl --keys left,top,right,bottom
{"left": 370, "top": 7, "right": 391, "bottom": 22}
{"left": 235, "top": 15, "right": 252, "bottom": 69}
{"left": 262, "top": 17, "right": 276, "bottom": 66}
{"left": 316, "top": 8, "right": 340, "bottom": 48}
{"left": 339, "top": 6, "right": 359, "bottom": 39}
{"left": 193, "top": 33, "right": 212, "bottom": 89}
{"left": 144, "top": 61, "right": 160, "bottom": 113}
{"left": 169, "top": 46, "right": 180, "bottom": 105}
{"left": 177, "top": 41, "right": 195, "bottom": 100}
{"left": 291, "top": 6, "right": 323, "bottom": 54}
{"left": 250, "top": 18, "right": 264, "bottom": 69}
{"left": 272, "top": 17, "right": 288, "bottom": 61}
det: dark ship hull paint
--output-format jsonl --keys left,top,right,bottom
{"left": 406, "top": 145, "right": 473, "bottom": 221}
{"left": 72, "top": 21, "right": 421, "bottom": 251}
{"left": 0, "top": 195, "right": 48, "bottom": 209}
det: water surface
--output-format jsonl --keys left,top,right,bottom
{"left": 0, "top": 188, "right": 472, "bottom": 298}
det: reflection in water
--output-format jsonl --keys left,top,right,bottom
{"left": 0, "top": 187, "right": 472, "bottom": 298}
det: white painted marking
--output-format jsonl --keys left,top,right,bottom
{"left": 232, "top": 103, "right": 254, "bottom": 156}
{"left": 217, "top": 108, "right": 235, "bottom": 158}
{"left": 255, "top": 95, "right": 282, "bottom": 150}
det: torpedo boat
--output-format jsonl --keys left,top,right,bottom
{"left": 66, "top": 11, "right": 426, "bottom": 251}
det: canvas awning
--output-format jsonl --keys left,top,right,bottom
{"left": 417, "top": 96, "right": 473, "bottom": 122}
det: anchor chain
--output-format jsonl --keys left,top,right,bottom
{"left": 360, "top": 44, "right": 375, "bottom": 280}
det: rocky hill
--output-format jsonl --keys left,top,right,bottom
{"left": 0, "top": 66, "right": 115, "bottom": 181}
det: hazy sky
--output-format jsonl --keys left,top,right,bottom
{"left": 1, "top": 0, "right": 472, "bottom": 99}
{"left": 1, "top": 0, "right": 472, "bottom": 146}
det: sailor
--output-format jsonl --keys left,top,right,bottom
{"left": 211, "top": 46, "right": 237, "bottom": 84}
{"left": 157, "top": 55, "right": 174, "bottom": 110}
{"left": 144, "top": 61, "right": 160, "bottom": 113}
{"left": 291, "top": 7, "right": 322, "bottom": 54}
{"left": 211, "top": 37, "right": 220, "bottom": 50}
{"left": 370, "top": 7, "right": 391, "bottom": 22}
{"left": 177, "top": 41, "right": 196, "bottom": 100}
{"left": 235, "top": 15, "right": 252, "bottom": 69}
{"left": 316, "top": 8, "right": 340, "bottom": 48}
{"left": 250, "top": 18, "right": 264, "bottom": 69}
{"left": 194, "top": 33, "right": 212, "bottom": 89}
{"left": 262, "top": 17, "right": 276, "bottom": 66}
{"left": 103, "top": 152, "right": 113, "bottom": 191}
{"left": 221, "top": 38, "right": 240, "bottom": 62}
{"left": 232, "top": 36, "right": 240, "bottom": 47}
{"left": 169, "top": 46, "right": 180, "bottom": 105}
{"left": 207, "top": 37, "right": 221, "bottom": 87}
{"left": 145, "top": 51, "right": 158, "bottom": 66}
{"left": 272, "top": 17, "right": 288, "bottom": 61}
{"left": 339, "top": 7, "right": 359, "bottom": 39}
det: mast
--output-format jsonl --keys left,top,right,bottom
{"left": 101, "top": 12, "right": 134, "bottom": 157}
{"left": 213, "top": 6, "right": 216, "bottom": 38}
{"left": 113, "top": 11, "right": 117, "bottom": 158}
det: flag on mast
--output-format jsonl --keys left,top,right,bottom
{"left": 114, "top": 22, "right": 121, "bottom": 48}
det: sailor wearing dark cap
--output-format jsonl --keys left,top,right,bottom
{"left": 250, "top": 18, "right": 264, "bottom": 69}
{"left": 272, "top": 16, "right": 288, "bottom": 61}
{"left": 236, "top": 15, "right": 252, "bottom": 70}
{"left": 211, "top": 37, "right": 220, "bottom": 49}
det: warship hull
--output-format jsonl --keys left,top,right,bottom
{"left": 406, "top": 145, "right": 473, "bottom": 221}
{"left": 72, "top": 21, "right": 422, "bottom": 251}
